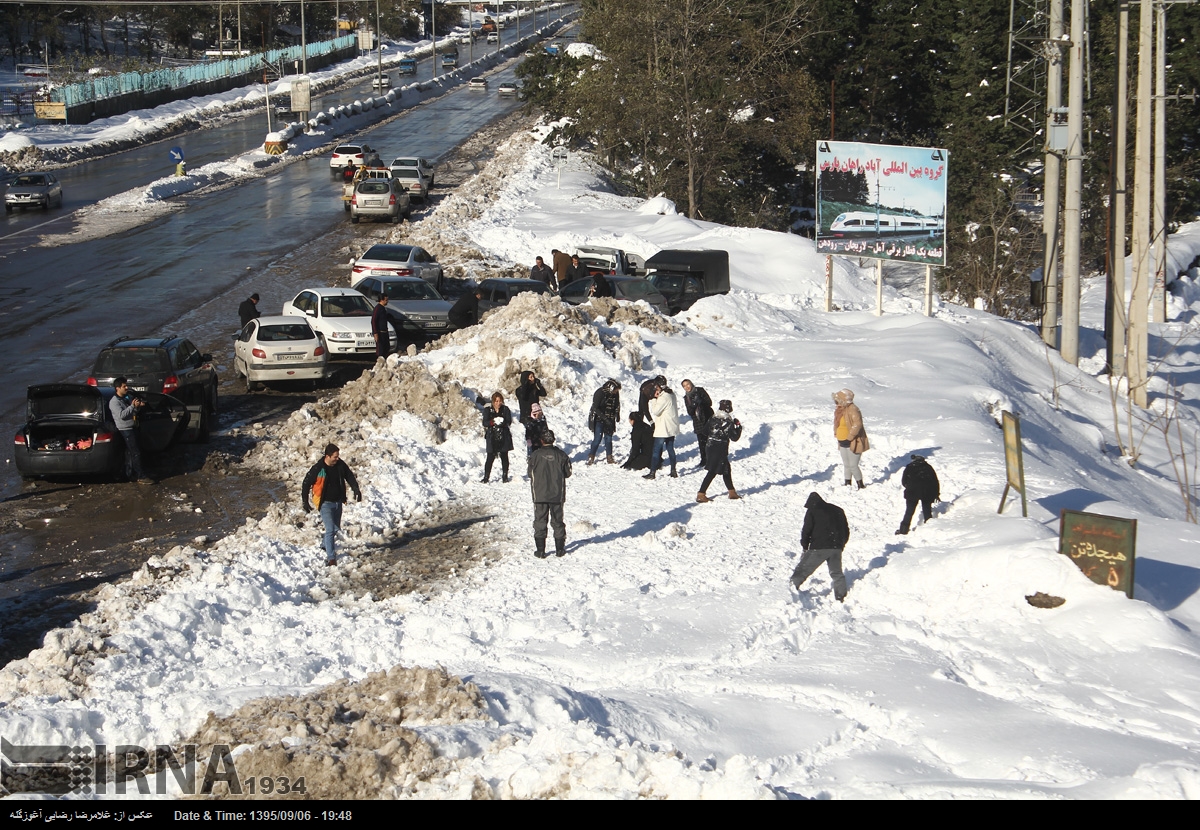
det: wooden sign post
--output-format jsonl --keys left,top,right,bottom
{"left": 998, "top": 410, "right": 1028, "bottom": 517}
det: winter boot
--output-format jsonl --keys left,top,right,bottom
{"left": 728, "top": 489, "right": 741, "bottom": 500}
{"left": 643, "top": 471, "right": 656, "bottom": 480}
{"left": 587, "top": 454, "right": 596, "bottom": 466}
{"left": 844, "top": 479, "right": 852, "bottom": 486}
{"left": 481, "top": 476, "right": 490, "bottom": 483}
{"left": 555, "top": 540, "right": 566, "bottom": 558}
{"left": 670, "top": 463, "right": 678, "bottom": 478}
{"left": 856, "top": 480, "right": 866, "bottom": 490}
{"left": 697, "top": 492, "right": 711, "bottom": 503}
{"left": 535, "top": 540, "right": 548, "bottom": 559}
{"left": 606, "top": 454, "right": 615, "bottom": 464}
{"left": 895, "top": 528, "right": 909, "bottom": 535}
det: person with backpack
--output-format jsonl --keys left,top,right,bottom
{"left": 791, "top": 492, "right": 850, "bottom": 602}
{"left": 696, "top": 399, "right": 742, "bottom": 502}
{"left": 586, "top": 378, "right": 622, "bottom": 465}
{"left": 302, "top": 443, "right": 362, "bottom": 567}
{"left": 896, "top": 454, "right": 941, "bottom": 535}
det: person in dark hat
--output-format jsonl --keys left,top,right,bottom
{"left": 896, "top": 454, "right": 940, "bottom": 535}
{"left": 239, "top": 293, "right": 261, "bottom": 329}
{"left": 449, "top": 287, "right": 484, "bottom": 330}
{"left": 637, "top": 374, "right": 667, "bottom": 427}
{"left": 586, "top": 378, "right": 621, "bottom": 465}
{"left": 527, "top": 428, "right": 572, "bottom": 558}
{"left": 622, "top": 411, "right": 654, "bottom": 471}
{"left": 791, "top": 492, "right": 850, "bottom": 602}
{"left": 696, "top": 399, "right": 742, "bottom": 502}
{"left": 681, "top": 378, "right": 714, "bottom": 467}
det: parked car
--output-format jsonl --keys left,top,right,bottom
{"left": 497, "top": 81, "right": 519, "bottom": 96}
{"left": 351, "top": 243, "right": 445, "bottom": 291}
{"left": 576, "top": 245, "right": 634, "bottom": 277}
{"left": 351, "top": 275, "right": 454, "bottom": 340}
{"left": 468, "top": 77, "right": 488, "bottom": 90}
{"left": 559, "top": 276, "right": 671, "bottom": 315}
{"left": 388, "top": 156, "right": 435, "bottom": 188}
{"left": 232, "top": 315, "right": 328, "bottom": 390}
{"left": 329, "top": 143, "right": 374, "bottom": 172}
{"left": 398, "top": 57, "right": 418, "bottom": 75}
{"left": 370, "top": 72, "right": 391, "bottom": 89}
{"left": 5, "top": 172, "right": 63, "bottom": 212}
{"left": 342, "top": 165, "right": 392, "bottom": 212}
{"left": 350, "top": 178, "right": 411, "bottom": 224}
{"left": 13, "top": 384, "right": 187, "bottom": 481}
{"left": 477, "top": 278, "right": 552, "bottom": 314}
{"left": 643, "top": 249, "right": 730, "bottom": 314}
{"left": 88, "top": 336, "right": 218, "bottom": 441}
{"left": 282, "top": 288, "right": 397, "bottom": 358}
{"left": 389, "top": 165, "right": 431, "bottom": 202}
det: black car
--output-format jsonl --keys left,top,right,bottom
{"left": 477, "top": 278, "right": 551, "bottom": 313}
{"left": 13, "top": 384, "right": 187, "bottom": 481}
{"left": 88, "top": 336, "right": 219, "bottom": 441}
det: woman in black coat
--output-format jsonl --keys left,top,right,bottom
{"left": 696, "top": 400, "right": 742, "bottom": 502}
{"left": 516, "top": 370, "right": 547, "bottom": 422}
{"left": 482, "top": 392, "right": 514, "bottom": 483}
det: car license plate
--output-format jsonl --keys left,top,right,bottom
{"left": 276, "top": 353, "right": 304, "bottom": 361}
{"left": 130, "top": 386, "right": 147, "bottom": 392}
{"left": 370, "top": 269, "right": 391, "bottom": 276}
{"left": 357, "top": 339, "right": 374, "bottom": 348}
{"left": 364, "top": 199, "right": 383, "bottom": 207}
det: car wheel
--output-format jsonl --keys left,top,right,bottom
{"left": 4, "top": 205, "right": 11, "bottom": 214}
{"left": 391, "top": 212, "right": 401, "bottom": 224}
{"left": 197, "top": 405, "right": 211, "bottom": 443}
{"left": 351, "top": 215, "right": 360, "bottom": 224}
{"left": 343, "top": 203, "right": 351, "bottom": 212}
{"left": 210, "top": 384, "right": 219, "bottom": 415}
{"left": 55, "top": 193, "right": 63, "bottom": 209}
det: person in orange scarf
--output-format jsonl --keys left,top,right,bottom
{"left": 832, "top": 388, "right": 869, "bottom": 489}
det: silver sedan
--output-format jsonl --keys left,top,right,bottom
{"left": 5, "top": 172, "right": 63, "bottom": 212}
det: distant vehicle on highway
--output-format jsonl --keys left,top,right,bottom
{"left": 498, "top": 81, "right": 519, "bottom": 97}
{"left": 233, "top": 315, "right": 328, "bottom": 391}
{"left": 329, "top": 143, "right": 374, "bottom": 172}
{"left": 282, "top": 288, "right": 396, "bottom": 358}
{"left": 398, "top": 57, "right": 417, "bottom": 75}
{"left": 5, "top": 172, "right": 63, "bottom": 212}
{"left": 441, "top": 50, "right": 459, "bottom": 68}
{"left": 351, "top": 275, "right": 454, "bottom": 340}
{"left": 352, "top": 243, "right": 445, "bottom": 291}
{"left": 371, "top": 72, "right": 391, "bottom": 89}
{"left": 388, "top": 156, "right": 435, "bottom": 188}
{"left": 487, "top": 32, "right": 500, "bottom": 44}
{"left": 389, "top": 165, "right": 431, "bottom": 203}
{"left": 468, "top": 77, "right": 488, "bottom": 90}
{"left": 13, "top": 384, "right": 186, "bottom": 481}
{"left": 350, "top": 178, "right": 411, "bottom": 225}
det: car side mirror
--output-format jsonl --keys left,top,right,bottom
{"left": 305, "top": 308, "right": 316, "bottom": 317}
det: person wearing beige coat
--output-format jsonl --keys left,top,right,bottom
{"left": 833, "top": 388, "right": 869, "bottom": 489}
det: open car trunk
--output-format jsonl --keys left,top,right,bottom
{"left": 25, "top": 385, "right": 188, "bottom": 453}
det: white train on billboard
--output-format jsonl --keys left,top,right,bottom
{"left": 828, "top": 211, "right": 944, "bottom": 237}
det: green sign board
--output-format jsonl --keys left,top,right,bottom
{"left": 998, "top": 411, "right": 1027, "bottom": 517}
{"left": 1059, "top": 510, "right": 1137, "bottom": 598}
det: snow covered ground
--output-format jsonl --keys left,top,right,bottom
{"left": 4, "top": 27, "right": 1200, "bottom": 801}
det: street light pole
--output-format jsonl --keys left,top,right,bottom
{"left": 300, "top": 0, "right": 307, "bottom": 75}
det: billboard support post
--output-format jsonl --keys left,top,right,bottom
{"left": 824, "top": 255, "right": 833, "bottom": 312}
{"left": 876, "top": 260, "right": 884, "bottom": 316}
{"left": 924, "top": 264, "right": 933, "bottom": 316}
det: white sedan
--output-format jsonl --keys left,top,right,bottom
{"left": 282, "top": 288, "right": 396, "bottom": 358}
{"left": 233, "top": 315, "right": 328, "bottom": 389}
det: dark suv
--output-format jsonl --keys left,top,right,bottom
{"left": 88, "top": 336, "right": 219, "bottom": 441}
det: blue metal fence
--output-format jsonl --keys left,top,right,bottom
{"left": 51, "top": 36, "right": 356, "bottom": 107}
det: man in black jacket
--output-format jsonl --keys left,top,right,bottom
{"left": 681, "top": 378, "right": 714, "bottom": 466}
{"left": 791, "top": 492, "right": 850, "bottom": 601}
{"left": 371, "top": 294, "right": 392, "bottom": 359}
{"left": 238, "top": 293, "right": 260, "bottom": 329}
{"left": 302, "top": 443, "right": 362, "bottom": 566}
{"left": 896, "top": 454, "right": 940, "bottom": 535}
{"left": 528, "top": 429, "right": 572, "bottom": 558}
{"left": 449, "top": 288, "right": 483, "bottom": 330}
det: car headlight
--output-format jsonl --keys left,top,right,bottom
{"left": 327, "top": 331, "right": 354, "bottom": 341}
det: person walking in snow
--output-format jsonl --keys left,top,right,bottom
{"left": 481, "top": 392, "right": 514, "bottom": 483}
{"left": 586, "top": 378, "right": 622, "bottom": 465}
{"left": 644, "top": 379, "right": 681, "bottom": 479}
{"left": 516, "top": 369, "right": 547, "bottom": 422}
{"left": 832, "top": 388, "right": 869, "bottom": 489}
{"left": 791, "top": 492, "right": 850, "bottom": 602}
{"left": 528, "top": 429, "right": 572, "bottom": 558}
{"left": 896, "top": 454, "right": 941, "bottom": 535}
{"left": 681, "top": 378, "right": 714, "bottom": 467}
{"left": 523, "top": 401, "right": 549, "bottom": 456}
{"left": 696, "top": 400, "right": 742, "bottom": 502}
{"left": 622, "top": 411, "right": 655, "bottom": 471}
{"left": 302, "top": 443, "right": 362, "bottom": 567}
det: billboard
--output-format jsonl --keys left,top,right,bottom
{"left": 815, "top": 140, "right": 948, "bottom": 266}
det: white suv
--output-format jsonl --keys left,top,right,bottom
{"left": 329, "top": 144, "right": 373, "bottom": 171}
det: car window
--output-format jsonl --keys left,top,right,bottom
{"left": 359, "top": 181, "right": 390, "bottom": 194}
{"left": 15, "top": 175, "right": 47, "bottom": 186}
{"left": 653, "top": 275, "right": 682, "bottom": 293}
{"left": 392, "top": 169, "right": 419, "bottom": 180}
{"left": 174, "top": 340, "right": 199, "bottom": 369}
{"left": 31, "top": 390, "right": 103, "bottom": 418}
{"left": 384, "top": 281, "right": 440, "bottom": 301}
{"left": 95, "top": 347, "right": 167, "bottom": 375}
{"left": 620, "top": 280, "right": 657, "bottom": 299}
{"left": 392, "top": 159, "right": 417, "bottom": 167}
{"left": 258, "top": 323, "right": 317, "bottom": 342}
{"left": 363, "top": 245, "right": 413, "bottom": 263}
{"left": 240, "top": 322, "right": 256, "bottom": 342}
{"left": 334, "top": 145, "right": 362, "bottom": 154}
{"left": 321, "top": 295, "right": 371, "bottom": 317}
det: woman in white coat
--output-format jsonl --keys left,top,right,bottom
{"left": 644, "top": 380, "right": 681, "bottom": 479}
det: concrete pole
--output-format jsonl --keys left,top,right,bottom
{"left": 825, "top": 256, "right": 833, "bottom": 313}
{"left": 1152, "top": 3, "right": 1168, "bottom": 322}
{"left": 300, "top": 0, "right": 307, "bottom": 74}
{"left": 1042, "top": 0, "right": 1064, "bottom": 347}
{"left": 875, "top": 259, "right": 883, "bottom": 316}
{"left": 1107, "top": 2, "right": 1129, "bottom": 377}
{"left": 1131, "top": 0, "right": 1154, "bottom": 408}
{"left": 1060, "top": 0, "right": 1086, "bottom": 366}
{"left": 924, "top": 265, "right": 933, "bottom": 316}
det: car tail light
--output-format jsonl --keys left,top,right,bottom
{"left": 86, "top": 376, "right": 98, "bottom": 387}
{"left": 395, "top": 268, "right": 413, "bottom": 276}
{"left": 162, "top": 375, "right": 180, "bottom": 394}
{"left": 252, "top": 348, "right": 267, "bottom": 359}
{"left": 314, "top": 345, "right": 325, "bottom": 357}
{"left": 94, "top": 431, "right": 116, "bottom": 444}
{"left": 389, "top": 193, "right": 396, "bottom": 205}
{"left": 352, "top": 194, "right": 358, "bottom": 205}
{"left": 14, "top": 433, "right": 25, "bottom": 446}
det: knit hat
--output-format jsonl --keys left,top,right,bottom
{"left": 540, "top": 429, "right": 556, "bottom": 445}
{"left": 718, "top": 399, "right": 733, "bottom": 413}
{"left": 530, "top": 402, "right": 543, "bottom": 417}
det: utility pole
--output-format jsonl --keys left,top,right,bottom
{"left": 300, "top": 0, "right": 307, "bottom": 74}
{"left": 1130, "top": 0, "right": 1154, "bottom": 408}
{"left": 1060, "top": 0, "right": 1085, "bottom": 365}
{"left": 376, "top": 0, "right": 383, "bottom": 85}
{"left": 1107, "top": 2, "right": 1129, "bottom": 377}
{"left": 1152, "top": 1, "right": 1168, "bottom": 322}
{"left": 1042, "top": 0, "right": 1064, "bottom": 348}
